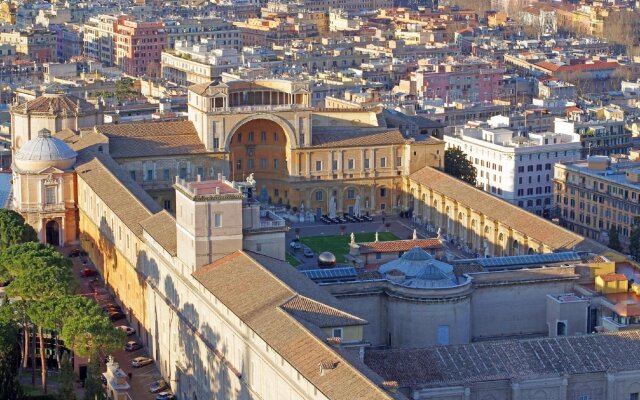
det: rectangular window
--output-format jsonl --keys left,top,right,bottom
{"left": 213, "top": 138, "right": 219, "bottom": 149}
{"left": 130, "top": 170, "right": 136, "bottom": 180}
{"left": 146, "top": 169, "right": 153, "bottom": 181}
{"left": 45, "top": 186, "right": 57, "bottom": 205}
{"left": 396, "top": 156, "right": 402, "bottom": 166}
{"left": 315, "top": 191, "right": 323, "bottom": 201}
{"left": 348, "top": 159, "right": 354, "bottom": 169}
{"left": 261, "top": 131, "right": 267, "bottom": 141}
{"left": 332, "top": 160, "right": 338, "bottom": 170}
{"left": 631, "top": 394, "right": 639, "bottom": 400}
{"left": 375, "top": 252, "right": 381, "bottom": 260}
{"left": 260, "top": 158, "right": 267, "bottom": 169}
{"left": 380, "top": 157, "right": 387, "bottom": 167}
{"left": 196, "top": 167, "right": 204, "bottom": 179}
{"left": 364, "top": 158, "right": 370, "bottom": 169}
{"left": 380, "top": 188, "right": 386, "bottom": 197}
{"left": 315, "top": 161, "right": 322, "bottom": 171}
{"left": 248, "top": 132, "right": 254, "bottom": 142}
{"left": 347, "top": 189, "right": 355, "bottom": 199}
{"left": 163, "top": 200, "right": 171, "bottom": 210}
{"left": 163, "top": 169, "right": 170, "bottom": 180}
{"left": 236, "top": 133, "right": 242, "bottom": 143}
{"left": 179, "top": 168, "right": 187, "bottom": 179}
{"left": 273, "top": 159, "right": 279, "bottom": 169}
{"left": 214, "top": 213, "right": 222, "bottom": 228}
{"left": 332, "top": 328, "right": 343, "bottom": 338}
{"left": 248, "top": 159, "right": 254, "bottom": 170}
{"left": 437, "top": 325, "right": 449, "bottom": 345}
{"left": 236, "top": 160, "right": 242, "bottom": 170}
{"left": 274, "top": 132, "right": 279, "bottom": 142}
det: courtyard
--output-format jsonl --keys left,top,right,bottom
{"left": 298, "top": 231, "right": 399, "bottom": 263}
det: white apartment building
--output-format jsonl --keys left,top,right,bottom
{"left": 444, "top": 124, "right": 581, "bottom": 216}
{"left": 161, "top": 40, "right": 242, "bottom": 86}
{"left": 82, "top": 15, "right": 118, "bottom": 66}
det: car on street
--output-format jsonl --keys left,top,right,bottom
{"left": 156, "top": 392, "right": 176, "bottom": 400}
{"left": 289, "top": 240, "right": 302, "bottom": 250}
{"left": 303, "top": 248, "right": 314, "bottom": 258}
{"left": 79, "top": 268, "right": 98, "bottom": 278}
{"left": 131, "top": 356, "right": 154, "bottom": 368}
{"left": 108, "top": 311, "right": 125, "bottom": 322}
{"left": 68, "top": 248, "right": 86, "bottom": 257}
{"left": 149, "top": 380, "right": 169, "bottom": 393}
{"left": 124, "top": 340, "right": 143, "bottom": 352}
{"left": 117, "top": 325, "right": 136, "bottom": 336}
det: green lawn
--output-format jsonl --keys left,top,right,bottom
{"left": 286, "top": 253, "right": 301, "bottom": 267}
{"left": 300, "top": 232, "right": 398, "bottom": 263}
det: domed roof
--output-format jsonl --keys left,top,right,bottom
{"left": 318, "top": 252, "right": 336, "bottom": 264}
{"left": 14, "top": 129, "right": 77, "bottom": 172}
{"left": 11, "top": 93, "right": 95, "bottom": 115}
{"left": 379, "top": 247, "right": 458, "bottom": 289}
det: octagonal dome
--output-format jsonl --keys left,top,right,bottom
{"left": 14, "top": 129, "right": 77, "bottom": 172}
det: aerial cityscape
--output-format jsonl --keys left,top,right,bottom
{"left": 2, "top": 0, "right": 640, "bottom": 399}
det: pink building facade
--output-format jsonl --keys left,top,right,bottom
{"left": 415, "top": 59, "right": 505, "bottom": 102}
{"left": 114, "top": 16, "right": 167, "bottom": 76}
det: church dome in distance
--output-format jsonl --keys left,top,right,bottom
{"left": 379, "top": 246, "right": 458, "bottom": 289}
{"left": 14, "top": 128, "right": 77, "bottom": 172}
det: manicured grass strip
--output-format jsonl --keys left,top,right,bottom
{"left": 286, "top": 253, "right": 301, "bottom": 267}
{"left": 300, "top": 232, "right": 398, "bottom": 263}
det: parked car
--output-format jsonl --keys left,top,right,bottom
{"left": 79, "top": 268, "right": 98, "bottom": 278}
{"left": 124, "top": 340, "right": 142, "bottom": 352}
{"left": 303, "top": 248, "right": 314, "bottom": 258}
{"left": 289, "top": 240, "right": 302, "bottom": 250}
{"left": 131, "top": 356, "right": 153, "bottom": 368}
{"left": 108, "top": 311, "right": 125, "bottom": 322}
{"left": 69, "top": 248, "right": 82, "bottom": 257}
{"left": 117, "top": 325, "right": 136, "bottom": 336}
{"left": 156, "top": 392, "right": 176, "bottom": 400}
{"left": 149, "top": 380, "right": 169, "bottom": 393}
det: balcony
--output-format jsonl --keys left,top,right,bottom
{"left": 228, "top": 104, "right": 305, "bottom": 113}
{"left": 18, "top": 202, "right": 66, "bottom": 213}
{"left": 258, "top": 209, "right": 286, "bottom": 229}
{"left": 601, "top": 316, "right": 628, "bottom": 331}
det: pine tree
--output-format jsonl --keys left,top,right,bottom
{"left": 444, "top": 147, "right": 477, "bottom": 186}
{"left": 629, "top": 223, "right": 640, "bottom": 260}
{"left": 608, "top": 225, "right": 623, "bottom": 252}
{"left": 0, "top": 320, "right": 23, "bottom": 400}
{"left": 57, "top": 353, "right": 75, "bottom": 400}
{"left": 83, "top": 357, "right": 105, "bottom": 400}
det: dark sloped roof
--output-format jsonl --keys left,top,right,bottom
{"left": 281, "top": 295, "right": 367, "bottom": 328}
{"left": 192, "top": 251, "right": 401, "bottom": 400}
{"left": 410, "top": 167, "right": 610, "bottom": 254}
{"left": 12, "top": 94, "right": 96, "bottom": 114}
{"left": 311, "top": 129, "right": 407, "bottom": 148}
{"left": 94, "top": 121, "right": 209, "bottom": 158}
{"left": 365, "top": 330, "right": 640, "bottom": 388}
{"left": 75, "top": 151, "right": 162, "bottom": 238}
{"left": 140, "top": 210, "right": 177, "bottom": 256}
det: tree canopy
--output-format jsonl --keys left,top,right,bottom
{"left": 444, "top": 147, "right": 477, "bottom": 186}
{"left": 608, "top": 225, "right": 623, "bottom": 252}
{"left": 0, "top": 210, "right": 37, "bottom": 253}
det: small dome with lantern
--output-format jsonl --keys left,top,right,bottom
{"left": 14, "top": 128, "right": 77, "bottom": 172}
{"left": 379, "top": 247, "right": 459, "bottom": 288}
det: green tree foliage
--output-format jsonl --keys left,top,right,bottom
{"left": 61, "top": 313, "right": 124, "bottom": 359}
{"left": 608, "top": 225, "right": 623, "bottom": 252}
{"left": 57, "top": 353, "right": 75, "bottom": 400}
{"left": 444, "top": 147, "right": 477, "bottom": 186}
{"left": 0, "top": 319, "right": 24, "bottom": 400}
{"left": 83, "top": 357, "right": 105, "bottom": 400}
{"left": 0, "top": 210, "right": 37, "bottom": 279}
{"left": 3, "top": 243, "right": 75, "bottom": 394}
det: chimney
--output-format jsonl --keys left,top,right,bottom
{"left": 215, "top": 186, "right": 220, "bottom": 195}
{"left": 197, "top": 174, "right": 202, "bottom": 182}
{"left": 217, "top": 172, "right": 222, "bottom": 181}
{"left": 319, "top": 361, "right": 339, "bottom": 376}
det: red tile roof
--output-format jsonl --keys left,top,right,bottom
{"left": 599, "top": 273, "right": 627, "bottom": 282}
{"left": 358, "top": 239, "right": 443, "bottom": 254}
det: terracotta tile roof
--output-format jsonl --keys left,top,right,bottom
{"left": 12, "top": 94, "right": 95, "bottom": 114}
{"left": 365, "top": 330, "right": 640, "bottom": 387}
{"left": 534, "top": 61, "right": 561, "bottom": 72}
{"left": 140, "top": 210, "right": 177, "bottom": 256}
{"left": 281, "top": 295, "right": 367, "bottom": 328}
{"left": 192, "top": 251, "right": 401, "bottom": 400}
{"left": 54, "top": 129, "right": 109, "bottom": 152}
{"left": 556, "top": 61, "right": 619, "bottom": 72}
{"left": 311, "top": 129, "right": 408, "bottom": 148}
{"left": 409, "top": 167, "right": 611, "bottom": 254}
{"left": 599, "top": 273, "right": 627, "bottom": 282}
{"left": 75, "top": 151, "right": 162, "bottom": 238}
{"left": 93, "top": 121, "right": 210, "bottom": 158}
{"left": 187, "top": 80, "right": 227, "bottom": 95}
{"left": 358, "top": 239, "right": 443, "bottom": 254}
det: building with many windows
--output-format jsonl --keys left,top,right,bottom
{"left": 555, "top": 153, "right": 640, "bottom": 249}
{"left": 444, "top": 124, "right": 581, "bottom": 215}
